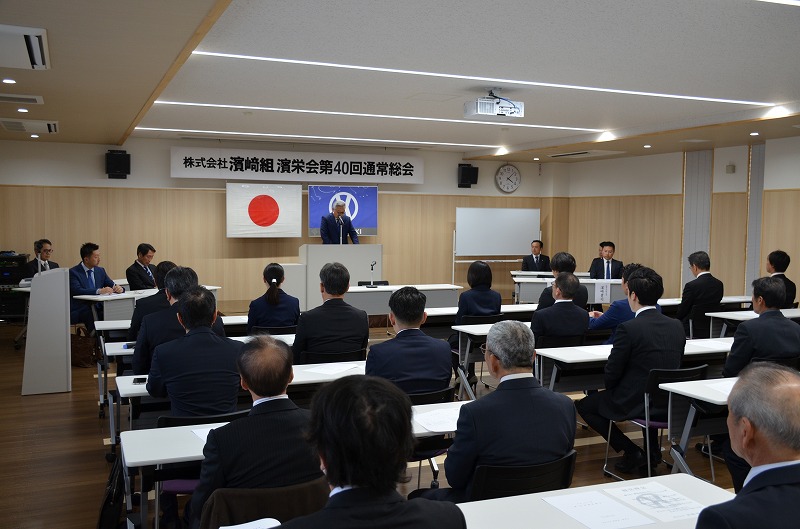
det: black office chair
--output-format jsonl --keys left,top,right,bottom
{"left": 250, "top": 325, "right": 296, "bottom": 336}
{"left": 407, "top": 386, "right": 456, "bottom": 489}
{"left": 535, "top": 334, "right": 587, "bottom": 390}
{"left": 602, "top": 365, "right": 708, "bottom": 481}
{"left": 302, "top": 348, "right": 366, "bottom": 364}
{"left": 469, "top": 449, "right": 577, "bottom": 501}
{"left": 152, "top": 410, "right": 250, "bottom": 529}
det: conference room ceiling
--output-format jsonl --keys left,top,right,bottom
{"left": 2, "top": 0, "right": 800, "bottom": 163}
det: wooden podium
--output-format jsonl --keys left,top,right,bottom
{"left": 299, "top": 244, "right": 382, "bottom": 310}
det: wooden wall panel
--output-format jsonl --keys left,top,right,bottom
{"left": 761, "top": 189, "right": 800, "bottom": 278}
{"left": 710, "top": 192, "right": 747, "bottom": 294}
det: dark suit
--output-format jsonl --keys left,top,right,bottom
{"left": 773, "top": 273, "right": 797, "bottom": 308}
{"left": 147, "top": 327, "right": 242, "bottom": 416}
{"left": 576, "top": 308, "right": 685, "bottom": 455}
{"left": 695, "top": 463, "right": 800, "bottom": 529}
{"left": 125, "top": 261, "right": 157, "bottom": 290}
{"left": 133, "top": 304, "right": 226, "bottom": 375}
{"left": 588, "top": 300, "right": 663, "bottom": 345}
{"left": 277, "top": 489, "right": 466, "bottom": 529}
{"left": 246, "top": 290, "right": 301, "bottom": 334}
{"left": 675, "top": 272, "right": 724, "bottom": 336}
{"left": 25, "top": 258, "right": 59, "bottom": 277}
{"left": 189, "top": 398, "right": 323, "bottom": 524}
{"left": 537, "top": 284, "right": 589, "bottom": 310}
{"left": 453, "top": 286, "right": 502, "bottom": 325}
{"left": 589, "top": 257, "right": 624, "bottom": 279}
{"left": 68, "top": 263, "right": 120, "bottom": 329}
{"left": 531, "top": 301, "right": 589, "bottom": 342}
{"left": 521, "top": 253, "right": 550, "bottom": 272}
{"left": 366, "top": 329, "right": 452, "bottom": 394}
{"left": 430, "top": 377, "right": 575, "bottom": 502}
{"left": 291, "top": 298, "right": 369, "bottom": 363}
{"left": 128, "top": 289, "right": 170, "bottom": 341}
{"left": 320, "top": 213, "right": 359, "bottom": 244}
{"left": 722, "top": 309, "right": 800, "bottom": 377}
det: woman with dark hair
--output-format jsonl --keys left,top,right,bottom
{"left": 276, "top": 375, "right": 465, "bottom": 529}
{"left": 450, "top": 261, "right": 502, "bottom": 384}
{"left": 246, "top": 263, "right": 301, "bottom": 334}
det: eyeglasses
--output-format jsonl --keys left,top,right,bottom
{"left": 41, "top": 249, "right": 53, "bottom": 254}
{"left": 479, "top": 344, "right": 493, "bottom": 357}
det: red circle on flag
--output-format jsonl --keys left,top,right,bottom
{"left": 248, "top": 195, "right": 280, "bottom": 227}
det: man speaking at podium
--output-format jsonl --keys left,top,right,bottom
{"left": 320, "top": 199, "right": 359, "bottom": 244}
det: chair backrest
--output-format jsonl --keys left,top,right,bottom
{"left": 689, "top": 304, "right": 721, "bottom": 339}
{"left": 357, "top": 280, "right": 389, "bottom": 286}
{"left": 303, "top": 348, "right": 366, "bottom": 364}
{"left": 199, "top": 476, "right": 329, "bottom": 529}
{"left": 643, "top": 364, "right": 708, "bottom": 422}
{"left": 407, "top": 386, "right": 455, "bottom": 405}
{"left": 250, "top": 325, "right": 297, "bottom": 336}
{"left": 469, "top": 449, "right": 577, "bottom": 501}
{"left": 156, "top": 409, "right": 250, "bottom": 428}
{"left": 752, "top": 356, "right": 800, "bottom": 370}
{"left": 536, "top": 334, "right": 584, "bottom": 349}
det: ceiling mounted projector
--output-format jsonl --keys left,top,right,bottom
{"left": 464, "top": 95, "right": 524, "bottom": 118}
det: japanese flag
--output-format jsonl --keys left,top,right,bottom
{"left": 226, "top": 183, "right": 302, "bottom": 238}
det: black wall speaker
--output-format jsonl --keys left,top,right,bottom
{"left": 457, "top": 164, "right": 478, "bottom": 188}
{"left": 106, "top": 150, "right": 130, "bottom": 179}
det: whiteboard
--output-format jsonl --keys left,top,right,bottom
{"left": 455, "top": 208, "right": 540, "bottom": 256}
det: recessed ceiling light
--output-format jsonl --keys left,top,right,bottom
{"left": 533, "top": 157, "right": 540, "bottom": 161}
{"left": 750, "top": 132, "right": 760, "bottom": 136}
{"left": 30, "top": 134, "right": 39, "bottom": 138}
{"left": 597, "top": 131, "right": 616, "bottom": 142}
{"left": 2, "top": 78, "right": 16, "bottom": 84}
{"left": 644, "top": 144, "right": 652, "bottom": 148}
{"left": 495, "top": 147, "right": 509, "bottom": 156}
{"left": 17, "top": 108, "right": 28, "bottom": 113}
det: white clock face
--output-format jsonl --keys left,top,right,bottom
{"left": 495, "top": 164, "right": 521, "bottom": 193}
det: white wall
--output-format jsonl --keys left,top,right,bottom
{"left": 712, "top": 145, "right": 749, "bottom": 193}
{"left": 565, "top": 152, "right": 684, "bottom": 197}
{"left": 764, "top": 136, "right": 800, "bottom": 190}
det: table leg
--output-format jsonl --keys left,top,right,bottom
{"left": 670, "top": 405, "right": 698, "bottom": 476}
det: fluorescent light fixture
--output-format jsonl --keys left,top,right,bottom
{"left": 135, "top": 127, "right": 500, "bottom": 148}
{"left": 643, "top": 144, "right": 652, "bottom": 148}
{"left": 17, "top": 108, "right": 28, "bottom": 113}
{"left": 750, "top": 132, "right": 759, "bottom": 136}
{"left": 155, "top": 100, "right": 602, "bottom": 133}
{"left": 30, "top": 134, "right": 38, "bottom": 138}
{"left": 193, "top": 51, "right": 775, "bottom": 106}
{"left": 754, "top": 0, "right": 800, "bottom": 6}
{"left": 596, "top": 131, "right": 616, "bottom": 142}
{"left": 495, "top": 147, "right": 509, "bottom": 155}
{"left": 2, "top": 79, "right": 16, "bottom": 84}
{"left": 764, "top": 105, "right": 790, "bottom": 118}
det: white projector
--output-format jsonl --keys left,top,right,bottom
{"left": 464, "top": 97, "right": 525, "bottom": 118}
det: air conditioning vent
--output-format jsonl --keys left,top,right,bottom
{"left": 0, "top": 94, "right": 44, "bottom": 105}
{"left": 0, "top": 119, "right": 59, "bottom": 133}
{"left": 547, "top": 150, "right": 625, "bottom": 159}
{"left": 0, "top": 24, "right": 51, "bottom": 70}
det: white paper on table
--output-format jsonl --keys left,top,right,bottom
{"left": 604, "top": 482, "right": 706, "bottom": 522}
{"left": 415, "top": 407, "right": 462, "bottom": 433}
{"left": 595, "top": 281, "right": 612, "bottom": 304}
{"left": 305, "top": 363, "right": 359, "bottom": 375}
{"left": 192, "top": 426, "right": 216, "bottom": 442}
{"left": 220, "top": 518, "right": 280, "bottom": 529}
{"left": 543, "top": 491, "right": 654, "bottom": 529}
{"left": 707, "top": 378, "right": 738, "bottom": 396}
{"left": 689, "top": 340, "right": 733, "bottom": 350}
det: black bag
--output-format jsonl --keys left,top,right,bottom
{"left": 71, "top": 326, "right": 96, "bottom": 368}
{"left": 97, "top": 457, "right": 126, "bottom": 529}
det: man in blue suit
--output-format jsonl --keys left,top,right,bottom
{"left": 69, "top": 242, "right": 124, "bottom": 331}
{"left": 320, "top": 199, "right": 359, "bottom": 244}
{"left": 366, "top": 286, "right": 452, "bottom": 395}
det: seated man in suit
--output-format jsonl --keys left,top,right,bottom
{"left": 415, "top": 320, "right": 576, "bottom": 503}
{"left": 705, "top": 276, "right": 800, "bottom": 489}
{"left": 767, "top": 249, "right": 796, "bottom": 308}
{"left": 25, "top": 238, "right": 59, "bottom": 277}
{"left": 320, "top": 199, "right": 359, "bottom": 244}
{"left": 675, "top": 250, "right": 724, "bottom": 337}
{"left": 277, "top": 375, "right": 465, "bottom": 529}
{"left": 128, "top": 260, "right": 176, "bottom": 341}
{"left": 125, "top": 242, "right": 157, "bottom": 290}
{"left": 589, "top": 241, "right": 624, "bottom": 280}
{"left": 537, "top": 252, "right": 589, "bottom": 309}
{"left": 147, "top": 285, "right": 242, "bottom": 416}
{"left": 69, "top": 242, "right": 124, "bottom": 332}
{"left": 133, "top": 266, "right": 225, "bottom": 375}
{"left": 575, "top": 267, "right": 685, "bottom": 474}
{"left": 696, "top": 363, "right": 800, "bottom": 529}
{"left": 292, "top": 262, "right": 369, "bottom": 364}
{"left": 531, "top": 272, "right": 589, "bottom": 346}
{"left": 589, "top": 263, "right": 663, "bottom": 344}
{"left": 366, "top": 286, "right": 452, "bottom": 394}
{"left": 521, "top": 239, "right": 550, "bottom": 272}
{"left": 186, "top": 335, "right": 323, "bottom": 528}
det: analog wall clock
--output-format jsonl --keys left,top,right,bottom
{"left": 495, "top": 164, "right": 521, "bottom": 193}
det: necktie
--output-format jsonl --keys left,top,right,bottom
{"left": 42, "top": 261, "right": 49, "bottom": 271}
{"left": 144, "top": 265, "right": 154, "bottom": 281}
{"left": 605, "top": 261, "right": 611, "bottom": 280}
{"left": 88, "top": 269, "right": 96, "bottom": 289}
{"left": 534, "top": 256, "right": 538, "bottom": 268}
